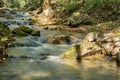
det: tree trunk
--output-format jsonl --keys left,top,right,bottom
{"left": 43, "top": 0, "right": 51, "bottom": 10}
{"left": 0, "top": 0, "right": 9, "bottom": 7}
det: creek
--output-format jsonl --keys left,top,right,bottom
{"left": 0, "top": 10, "right": 120, "bottom": 80}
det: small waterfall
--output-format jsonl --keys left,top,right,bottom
{"left": 0, "top": 19, "right": 30, "bottom": 25}
{"left": 0, "top": 11, "right": 30, "bottom": 26}
{"left": 10, "top": 36, "right": 42, "bottom": 47}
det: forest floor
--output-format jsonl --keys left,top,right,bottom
{"left": 30, "top": 2, "right": 120, "bottom": 36}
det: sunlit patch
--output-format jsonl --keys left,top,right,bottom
{"left": 82, "top": 53, "right": 105, "bottom": 60}
{"left": 60, "top": 59, "right": 80, "bottom": 69}
{"left": 21, "top": 71, "right": 50, "bottom": 80}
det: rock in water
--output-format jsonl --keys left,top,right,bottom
{"left": 60, "top": 32, "right": 104, "bottom": 60}
{"left": 12, "top": 26, "right": 40, "bottom": 36}
{"left": 60, "top": 44, "right": 81, "bottom": 60}
{"left": 60, "top": 40, "right": 103, "bottom": 60}
{"left": 31, "top": 30, "right": 40, "bottom": 36}
{"left": 12, "top": 26, "right": 33, "bottom": 36}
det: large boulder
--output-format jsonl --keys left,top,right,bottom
{"left": 61, "top": 40, "right": 103, "bottom": 60}
{"left": 60, "top": 32, "right": 105, "bottom": 60}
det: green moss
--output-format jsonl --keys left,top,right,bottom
{"left": 31, "top": 30, "right": 40, "bottom": 36}
{"left": 12, "top": 30, "right": 28, "bottom": 36}
{"left": 61, "top": 44, "right": 81, "bottom": 59}
{"left": 29, "top": 20, "right": 35, "bottom": 25}
{"left": 0, "top": 23, "right": 8, "bottom": 28}
{"left": 17, "top": 26, "right": 33, "bottom": 33}
{"left": 89, "top": 27, "right": 99, "bottom": 32}
{"left": 0, "top": 23, "right": 11, "bottom": 38}
{"left": 83, "top": 18, "right": 94, "bottom": 25}
{"left": 12, "top": 26, "right": 33, "bottom": 36}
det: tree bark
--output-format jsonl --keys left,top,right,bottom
{"left": 43, "top": 0, "right": 51, "bottom": 10}
{"left": 0, "top": 0, "right": 9, "bottom": 7}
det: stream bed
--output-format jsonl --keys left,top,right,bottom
{"left": 0, "top": 10, "right": 120, "bottom": 80}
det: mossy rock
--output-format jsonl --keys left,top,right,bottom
{"left": 18, "top": 26, "right": 33, "bottom": 34}
{"left": 12, "top": 30, "right": 29, "bottom": 36}
{"left": 60, "top": 40, "right": 102, "bottom": 60}
{"left": 60, "top": 44, "right": 81, "bottom": 60}
{"left": 6, "top": 16, "right": 14, "bottom": 19}
{"left": 29, "top": 20, "right": 36, "bottom": 25}
{"left": 31, "top": 30, "right": 40, "bottom": 36}
{"left": 12, "top": 26, "right": 33, "bottom": 36}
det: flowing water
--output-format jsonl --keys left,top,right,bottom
{"left": 0, "top": 10, "right": 120, "bottom": 80}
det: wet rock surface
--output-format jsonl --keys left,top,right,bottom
{"left": 61, "top": 32, "right": 99, "bottom": 59}
{"left": 61, "top": 31, "right": 120, "bottom": 64}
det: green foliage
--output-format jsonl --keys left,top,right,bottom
{"left": 0, "top": 1, "right": 4, "bottom": 7}
{"left": 1, "top": 0, "right": 120, "bottom": 11}
{"left": 54, "top": 0, "right": 79, "bottom": 14}
{"left": 84, "top": 0, "right": 120, "bottom": 10}
{"left": 19, "top": 1, "right": 26, "bottom": 9}
{"left": 29, "top": 20, "right": 35, "bottom": 25}
{"left": 1, "top": 0, "right": 40, "bottom": 10}
{"left": 24, "top": 0, "right": 40, "bottom": 10}
{"left": 63, "top": 1, "right": 78, "bottom": 14}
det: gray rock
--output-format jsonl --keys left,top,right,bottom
{"left": 114, "top": 42, "right": 120, "bottom": 47}
{"left": 102, "top": 43, "right": 114, "bottom": 54}
{"left": 81, "top": 41, "right": 102, "bottom": 57}
{"left": 111, "top": 47, "right": 120, "bottom": 56}
{"left": 83, "top": 32, "right": 99, "bottom": 42}
{"left": 112, "top": 37, "right": 120, "bottom": 42}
